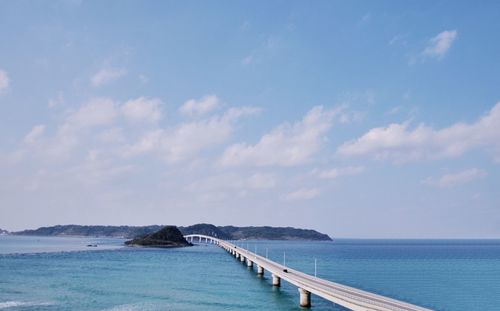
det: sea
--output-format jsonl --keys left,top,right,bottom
{"left": 1, "top": 235, "right": 499, "bottom": 311}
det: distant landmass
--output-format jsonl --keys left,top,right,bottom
{"left": 0, "top": 228, "right": 8, "bottom": 235}
{"left": 14, "top": 225, "right": 162, "bottom": 239}
{"left": 125, "top": 226, "right": 191, "bottom": 248}
{"left": 13, "top": 223, "right": 332, "bottom": 241}
{"left": 179, "top": 224, "right": 332, "bottom": 241}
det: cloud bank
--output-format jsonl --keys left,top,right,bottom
{"left": 220, "top": 106, "right": 340, "bottom": 167}
{"left": 337, "top": 102, "right": 500, "bottom": 163}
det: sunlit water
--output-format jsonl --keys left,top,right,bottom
{"left": 1, "top": 236, "right": 499, "bottom": 310}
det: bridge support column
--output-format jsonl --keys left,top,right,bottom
{"left": 257, "top": 265, "right": 264, "bottom": 275}
{"left": 272, "top": 274, "right": 280, "bottom": 287}
{"left": 240, "top": 255, "right": 245, "bottom": 262}
{"left": 246, "top": 258, "right": 252, "bottom": 267}
{"left": 235, "top": 252, "right": 239, "bottom": 258}
{"left": 298, "top": 288, "right": 311, "bottom": 307}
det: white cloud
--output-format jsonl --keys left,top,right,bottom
{"left": 124, "top": 129, "right": 163, "bottom": 156}
{"left": 247, "top": 173, "right": 276, "bottom": 189}
{"left": 0, "top": 69, "right": 10, "bottom": 93}
{"left": 121, "top": 97, "right": 163, "bottom": 123}
{"left": 48, "top": 92, "right": 64, "bottom": 108}
{"left": 220, "top": 106, "right": 340, "bottom": 167}
{"left": 179, "top": 95, "right": 220, "bottom": 117}
{"left": 98, "top": 127, "right": 125, "bottom": 144}
{"left": 41, "top": 98, "right": 118, "bottom": 159}
{"left": 422, "top": 30, "right": 457, "bottom": 59}
{"left": 317, "top": 166, "right": 365, "bottom": 179}
{"left": 388, "top": 34, "right": 408, "bottom": 46}
{"left": 70, "top": 150, "right": 135, "bottom": 185}
{"left": 66, "top": 97, "right": 118, "bottom": 129}
{"left": 242, "top": 54, "right": 254, "bottom": 66}
{"left": 337, "top": 102, "right": 500, "bottom": 163}
{"left": 284, "top": 187, "right": 320, "bottom": 201}
{"left": 126, "top": 106, "right": 260, "bottom": 162}
{"left": 24, "top": 125, "right": 46, "bottom": 145}
{"left": 91, "top": 68, "right": 126, "bottom": 87}
{"left": 422, "top": 169, "right": 487, "bottom": 188}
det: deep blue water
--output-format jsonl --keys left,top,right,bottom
{"left": 1, "top": 236, "right": 499, "bottom": 310}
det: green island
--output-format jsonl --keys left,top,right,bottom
{"left": 125, "top": 226, "right": 192, "bottom": 248}
{"left": 12, "top": 223, "right": 332, "bottom": 241}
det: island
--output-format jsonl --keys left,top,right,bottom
{"left": 13, "top": 224, "right": 163, "bottom": 239}
{"left": 125, "top": 226, "right": 192, "bottom": 248}
{"left": 179, "top": 223, "right": 332, "bottom": 241}
{"left": 13, "top": 223, "right": 332, "bottom": 241}
{"left": 0, "top": 228, "right": 8, "bottom": 235}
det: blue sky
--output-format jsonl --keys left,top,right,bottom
{"left": 1, "top": 0, "right": 499, "bottom": 237}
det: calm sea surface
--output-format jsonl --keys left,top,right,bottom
{"left": 1, "top": 236, "right": 499, "bottom": 310}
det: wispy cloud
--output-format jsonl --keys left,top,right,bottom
{"left": 422, "top": 168, "right": 487, "bottom": 188}
{"left": 66, "top": 97, "right": 118, "bottom": 129}
{"left": 125, "top": 105, "right": 261, "bottom": 163}
{"left": 121, "top": 97, "right": 163, "bottom": 123}
{"left": 179, "top": 94, "right": 220, "bottom": 117}
{"left": 337, "top": 102, "right": 500, "bottom": 163}
{"left": 48, "top": 92, "right": 64, "bottom": 108}
{"left": 187, "top": 172, "right": 276, "bottom": 196}
{"left": 220, "top": 106, "right": 341, "bottom": 167}
{"left": 24, "top": 125, "right": 46, "bottom": 145}
{"left": 359, "top": 12, "right": 371, "bottom": 25}
{"left": 138, "top": 74, "right": 149, "bottom": 84}
{"left": 10, "top": 94, "right": 262, "bottom": 192}
{"left": 317, "top": 166, "right": 365, "bottom": 179}
{"left": 91, "top": 68, "right": 126, "bottom": 87}
{"left": 0, "top": 69, "right": 10, "bottom": 93}
{"left": 388, "top": 34, "right": 408, "bottom": 46}
{"left": 241, "top": 35, "right": 278, "bottom": 66}
{"left": 241, "top": 54, "right": 254, "bottom": 66}
{"left": 284, "top": 187, "right": 320, "bottom": 201}
{"left": 422, "top": 30, "right": 457, "bottom": 59}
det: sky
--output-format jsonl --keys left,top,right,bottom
{"left": 0, "top": 0, "right": 499, "bottom": 238}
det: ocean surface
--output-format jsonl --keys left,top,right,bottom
{"left": 1, "top": 236, "right": 499, "bottom": 310}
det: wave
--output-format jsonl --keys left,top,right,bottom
{"left": 103, "top": 303, "right": 161, "bottom": 311}
{"left": 0, "top": 301, "right": 55, "bottom": 309}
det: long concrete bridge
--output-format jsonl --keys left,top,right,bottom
{"left": 184, "top": 234, "right": 432, "bottom": 311}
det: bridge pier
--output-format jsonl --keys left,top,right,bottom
{"left": 240, "top": 255, "right": 245, "bottom": 262}
{"left": 272, "top": 274, "right": 281, "bottom": 287}
{"left": 246, "top": 258, "right": 253, "bottom": 267}
{"left": 257, "top": 265, "right": 264, "bottom": 275}
{"left": 298, "top": 288, "right": 311, "bottom": 307}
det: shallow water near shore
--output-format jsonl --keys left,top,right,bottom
{"left": 1, "top": 236, "right": 500, "bottom": 310}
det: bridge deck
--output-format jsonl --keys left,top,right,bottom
{"left": 184, "top": 234, "right": 432, "bottom": 311}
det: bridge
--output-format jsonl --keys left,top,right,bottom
{"left": 184, "top": 234, "right": 432, "bottom": 311}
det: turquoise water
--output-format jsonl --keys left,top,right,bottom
{"left": 1, "top": 236, "right": 500, "bottom": 310}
